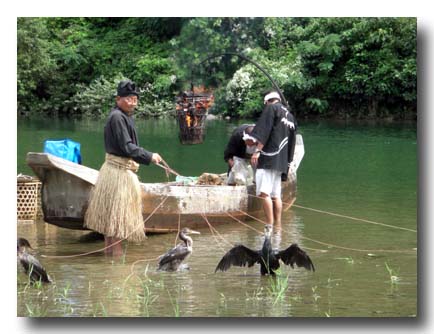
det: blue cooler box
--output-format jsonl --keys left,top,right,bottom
{"left": 43, "top": 139, "right": 82, "bottom": 164}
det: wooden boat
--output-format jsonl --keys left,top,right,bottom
{"left": 26, "top": 136, "right": 304, "bottom": 234}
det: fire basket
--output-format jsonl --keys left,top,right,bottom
{"left": 175, "top": 88, "right": 214, "bottom": 144}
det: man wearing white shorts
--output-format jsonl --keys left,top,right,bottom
{"left": 255, "top": 169, "right": 282, "bottom": 198}
{"left": 250, "top": 91, "right": 297, "bottom": 225}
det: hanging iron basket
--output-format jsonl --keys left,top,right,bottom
{"left": 175, "top": 90, "right": 214, "bottom": 145}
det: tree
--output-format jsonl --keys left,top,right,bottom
{"left": 17, "top": 18, "right": 57, "bottom": 113}
{"left": 17, "top": 17, "right": 416, "bottom": 119}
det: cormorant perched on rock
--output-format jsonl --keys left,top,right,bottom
{"left": 17, "top": 238, "right": 52, "bottom": 283}
{"left": 215, "top": 224, "right": 315, "bottom": 276}
{"left": 157, "top": 228, "right": 200, "bottom": 271}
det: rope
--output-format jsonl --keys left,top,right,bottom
{"left": 234, "top": 209, "right": 415, "bottom": 255}
{"left": 247, "top": 193, "right": 417, "bottom": 233}
{"left": 292, "top": 203, "right": 417, "bottom": 233}
{"left": 300, "top": 235, "right": 416, "bottom": 254}
{"left": 125, "top": 214, "right": 180, "bottom": 288}
{"left": 200, "top": 214, "right": 233, "bottom": 251}
{"left": 105, "top": 153, "right": 139, "bottom": 173}
{"left": 174, "top": 213, "right": 181, "bottom": 247}
{"left": 234, "top": 209, "right": 326, "bottom": 253}
{"left": 203, "top": 216, "right": 223, "bottom": 250}
{"left": 203, "top": 217, "right": 223, "bottom": 250}
{"left": 224, "top": 209, "right": 326, "bottom": 253}
{"left": 156, "top": 159, "right": 181, "bottom": 177}
{"left": 225, "top": 212, "right": 264, "bottom": 235}
{"left": 41, "top": 196, "right": 169, "bottom": 259}
{"left": 226, "top": 212, "right": 332, "bottom": 254}
{"left": 236, "top": 210, "right": 268, "bottom": 225}
{"left": 122, "top": 256, "right": 161, "bottom": 290}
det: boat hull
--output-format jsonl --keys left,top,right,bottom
{"left": 27, "top": 153, "right": 297, "bottom": 233}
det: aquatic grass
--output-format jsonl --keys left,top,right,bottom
{"left": 32, "top": 279, "right": 43, "bottom": 290}
{"left": 311, "top": 285, "right": 321, "bottom": 302}
{"left": 335, "top": 256, "right": 354, "bottom": 265}
{"left": 62, "top": 303, "right": 74, "bottom": 315}
{"left": 111, "top": 286, "right": 123, "bottom": 299}
{"left": 266, "top": 269, "right": 289, "bottom": 305}
{"left": 219, "top": 292, "right": 227, "bottom": 304}
{"left": 54, "top": 281, "right": 71, "bottom": 303}
{"left": 92, "top": 302, "right": 108, "bottom": 317}
{"left": 136, "top": 278, "right": 159, "bottom": 317}
{"left": 123, "top": 271, "right": 167, "bottom": 316}
{"left": 19, "top": 280, "right": 50, "bottom": 317}
{"left": 245, "top": 287, "right": 264, "bottom": 301}
{"left": 53, "top": 281, "right": 74, "bottom": 315}
{"left": 21, "top": 263, "right": 45, "bottom": 289}
{"left": 385, "top": 262, "right": 400, "bottom": 284}
{"left": 121, "top": 264, "right": 159, "bottom": 296}
{"left": 215, "top": 292, "right": 228, "bottom": 316}
{"left": 326, "top": 275, "right": 342, "bottom": 289}
{"left": 61, "top": 282, "right": 71, "bottom": 299}
{"left": 21, "top": 279, "right": 39, "bottom": 294}
{"left": 25, "top": 302, "right": 47, "bottom": 317}
{"left": 288, "top": 293, "right": 303, "bottom": 303}
{"left": 324, "top": 274, "right": 339, "bottom": 318}
{"left": 167, "top": 288, "right": 181, "bottom": 317}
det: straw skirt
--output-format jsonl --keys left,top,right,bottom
{"left": 84, "top": 154, "right": 145, "bottom": 242}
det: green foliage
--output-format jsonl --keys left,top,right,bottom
{"left": 69, "top": 74, "right": 174, "bottom": 118}
{"left": 223, "top": 49, "right": 305, "bottom": 117}
{"left": 68, "top": 74, "right": 125, "bottom": 118}
{"left": 171, "top": 18, "right": 266, "bottom": 87}
{"left": 17, "top": 18, "right": 57, "bottom": 114}
{"left": 132, "top": 55, "right": 178, "bottom": 100}
{"left": 306, "top": 98, "right": 329, "bottom": 113}
{"left": 17, "top": 17, "right": 416, "bottom": 120}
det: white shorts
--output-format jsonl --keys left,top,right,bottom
{"left": 255, "top": 169, "right": 282, "bottom": 197}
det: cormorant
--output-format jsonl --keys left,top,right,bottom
{"left": 157, "top": 228, "right": 200, "bottom": 271}
{"left": 17, "top": 237, "right": 52, "bottom": 283}
{"left": 215, "top": 224, "right": 315, "bottom": 276}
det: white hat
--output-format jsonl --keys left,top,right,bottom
{"left": 264, "top": 91, "right": 281, "bottom": 104}
{"left": 242, "top": 131, "right": 257, "bottom": 143}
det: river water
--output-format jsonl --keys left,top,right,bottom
{"left": 16, "top": 116, "right": 417, "bottom": 317}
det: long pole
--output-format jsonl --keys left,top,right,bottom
{"left": 190, "top": 52, "right": 289, "bottom": 108}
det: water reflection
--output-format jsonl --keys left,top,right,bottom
{"left": 17, "top": 117, "right": 417, "bottom": 317}
{"left": 17, "top": 210, "right": 314, "bottom": 317}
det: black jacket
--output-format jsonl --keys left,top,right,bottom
{"left": 104, "top": 106, "right": 153, "bottom": 165}
{"left": 250, "top": 102, "right": 297, "bottom": 178}
{"left": 223, "top": 124, "right": 253, "bottom": 162}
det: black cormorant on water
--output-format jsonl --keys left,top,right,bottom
{"left": 17, "top": 237, "right": 52, "bottom": 283}
{"left": 215, "top": 224, "right": 315, "bottom": 276}
{"left": 157, "top": 228, "right": 201, "bottom": 271}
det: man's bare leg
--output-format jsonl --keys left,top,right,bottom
{"left": 260, "top": 192, "right": 274, "bottom": 225}
{"left": 104, "top": 236, "right": 123, "bottom": 257}
{"left": 272, "top": 196, "right": 282, "bottom": 227}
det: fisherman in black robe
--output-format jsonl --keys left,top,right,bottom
{"left": 85, "top": 79, "right": 163, "bottom": 256}
{"left": 223, "top": 124, "right": 257, "bottom": 185}
{"left": 224, "top": 124, "right": 256, "bottom": 169}
{"left": 249, "top": 91, "right": 297, "bottom": 225}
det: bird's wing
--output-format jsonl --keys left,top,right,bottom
{"left": 276, "top": 244, "right": 315, "bottom": 271}
{"left": 19, "top": 253, "right": 52, "bottom": 283}
{"left": 158, "top": 245, "right": 190, "bottom": 267}
{"left": 215, "top": 245, "right": 261, "bottom": 272}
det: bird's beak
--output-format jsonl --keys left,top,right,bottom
{"left": 190, "top": 230, "right": 201, "bottom": 235}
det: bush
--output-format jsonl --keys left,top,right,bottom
{"left": 69, "top": 74, "right": 176, "bottom": 118}
{"left": 68, "top": 74, "right": 125, "bottom": 117}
